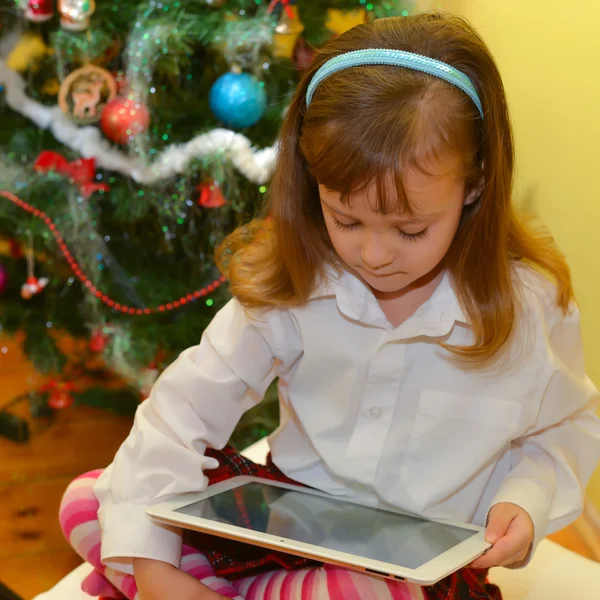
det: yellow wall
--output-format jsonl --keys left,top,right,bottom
{"left": 428, "top": 0, "right": 600, "bottom": 507}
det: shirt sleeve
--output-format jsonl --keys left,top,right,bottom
{"left": 94, "top": 299, "right": 294, "bottom": 574}
{"left": 488, "top": 303, "right": 600, "bottom": 566}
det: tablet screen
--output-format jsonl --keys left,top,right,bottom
{"left": 175, "top": 482, "right": 477, "bottom": 569}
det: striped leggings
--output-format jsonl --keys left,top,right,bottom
{"left": 59, "top": 469, "right": 426, "bottom": 600}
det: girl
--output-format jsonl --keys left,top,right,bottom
{"left": 60, "top": 11, "right": 600, "bottom": 600}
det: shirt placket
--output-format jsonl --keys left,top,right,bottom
{"left": 344, "top": 339, "right": 405, "bottom": 483}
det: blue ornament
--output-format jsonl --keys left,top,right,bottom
{"left": 209, "top": 72, "right": 267, "bottom": 129}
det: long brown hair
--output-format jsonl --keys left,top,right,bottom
{"left": 217, "top": 11, "right": 573, "bottom": 362}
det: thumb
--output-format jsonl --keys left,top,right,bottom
{"left": 485, "top": 504, "right": 516, "bottom": 544}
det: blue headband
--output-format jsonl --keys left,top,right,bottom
{"left": 306, "top": 48, "right": 484, "bottom": 119}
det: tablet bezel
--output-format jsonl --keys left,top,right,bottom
{"left": 147, "top": 476, "right": 490, "bottom": 586}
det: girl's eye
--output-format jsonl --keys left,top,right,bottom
{"left": 399, "top": 228, "right": 428, "bottom": 242}
{"left": 332, "top": 217, "right": 360, "bottom": 231}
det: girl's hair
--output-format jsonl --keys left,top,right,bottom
{"left": 217, "top": 11, "right": 573, "bottom": 362}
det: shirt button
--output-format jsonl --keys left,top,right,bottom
{"left": 369, "top": 406, "right": 382, "bottom": 419}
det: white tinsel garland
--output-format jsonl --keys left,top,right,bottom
{"left": 0, "top": 60, "right": 277, "bottom": 185}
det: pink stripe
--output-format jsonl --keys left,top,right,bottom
{"left": 61, "top": 485, "right": 99, "bottom": 504}
{"left": 261, "top": 571, "right": 278, "bottom": 600}
{"left": 184, "top": 562, "right": 214, "bottom": 580}
{"left": 301, "top": 568, "right": 317, "bottom": 600}
{"left": 74, "top": 469, "right": 103, "bottom": 481}
{"left": 80, "top": 570, "right": 109, "bottom": 596}
{"left": 121, "top": 574, "right": 138, "bottom": 600}
{"left": 245, "top": 572, "right": 265, "bottom": 599}
{"left": 180, "top": 549, "right": 214, "bottom": 579}
{"left": 327, "top": 567, "right": 362, "bottom": 600}
{"left": 182, "top": 544, "right": 208, "bottom": 556}
{"left": 76, "top": 530, "right": 101, "bottom": 560}
{"left": 87, "top": 542, "right": 102, "bottom": 568}
{"left": 61, "top": 509, "right": 100, "bottom": 539}
{"left": 214, "top": 582, "right": 238, "bottom": 597}
{"left": 386, "top": 578, "right": 414, "bottom": 600}
{"left": 352, "top": 572, "right": 379, "bottom": 600}
{"left": 60, "top": 498, "right": 99, "bottom": 524}
{"left": 279, "top": 570, "right": 297, "bottom": 600}
{"left": 82, "top": 570, "right": 126, "bottom": 598}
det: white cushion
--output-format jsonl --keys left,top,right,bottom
{"left": 33, "top": 562, "right": 95, "bottom": 599}
{"left": 489, "top": 538, "right": 600, "bottom": 599}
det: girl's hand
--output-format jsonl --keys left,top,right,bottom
{"left": 133, "top": 557, "right": 227, "bottom": 600}
{"left": 468, "top": 502, "right": 534, "bottom": 569}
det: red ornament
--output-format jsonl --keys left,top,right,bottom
{"left": 34, "top": 151, "right": 110, "bottom": 198}
{"left": 48, "top": 388, "right": 74, "bottom": 410}
{"left": 21, "top": 275, "right": 48, "bottom": 300}
{"left": 100, "top": 97, "right": 151, "bottom": 145}
{"left": 41, "top": 380, "right": 76, "bottom": 410}
{"left": 0, "top": 263, "right": 8, "bottom": 295}
{"left": 22, "top": 0, "right": 54, "bottom": 22}
{"left": 89, "top": 328, "right": 108, "bottom": 353}
{"left": 196, "top": 180, "right": 227, "bottom": 208}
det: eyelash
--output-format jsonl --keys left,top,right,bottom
{"left": 331, "top": 217, "right": 428, "bottom": 242}
{"left": 331, "top": 218, "right": 359, "bottom": 232}
{"left": 402, "top": 229, "right": 429, "bottom": 242}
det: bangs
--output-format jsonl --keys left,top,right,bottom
{"left": 300, "top": 80, "right": 478, "bottom": 215}
{"left": 304, "top": 116, "right": 414, "bottom": 215}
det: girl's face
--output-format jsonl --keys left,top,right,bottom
{"left": 319, "top": 152, "right": 478, "bottom": 296}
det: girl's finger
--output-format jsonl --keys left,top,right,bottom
{"left": 469, "top": 533, "right": 521, "bottom": 569}
{"left": 500, "top": 549, "right": 528, "bottom": 567}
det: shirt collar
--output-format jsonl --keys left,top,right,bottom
{"left": 311, "top": 266, "right": 469, "bottom": 338}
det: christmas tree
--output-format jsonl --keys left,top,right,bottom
{"left": 0, "top": 0, "right": 414, "bottom": 446}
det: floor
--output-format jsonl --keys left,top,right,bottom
{"left": 0, "top": 335, "right": 598, "bottom": 600}
{"left": 0, "top": 335, "right": 133, "bottom": 599}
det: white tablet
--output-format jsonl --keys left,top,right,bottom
{"left": 147, "top": 476, "right": 490, "bottom": 586}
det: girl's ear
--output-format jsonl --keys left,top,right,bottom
{"left": 464, "top": 177, "right": 485, "bottom": 206}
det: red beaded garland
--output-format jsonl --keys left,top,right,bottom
{"left": 1, "top": 191, "right": 225, "bottom": 314}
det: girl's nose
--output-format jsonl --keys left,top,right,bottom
{"left": 361, "top": 234, "right": 394, "bottom": 271}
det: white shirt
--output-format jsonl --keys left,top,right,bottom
{"left": 95, "top": 266, "right": 600, "bottom": 574}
